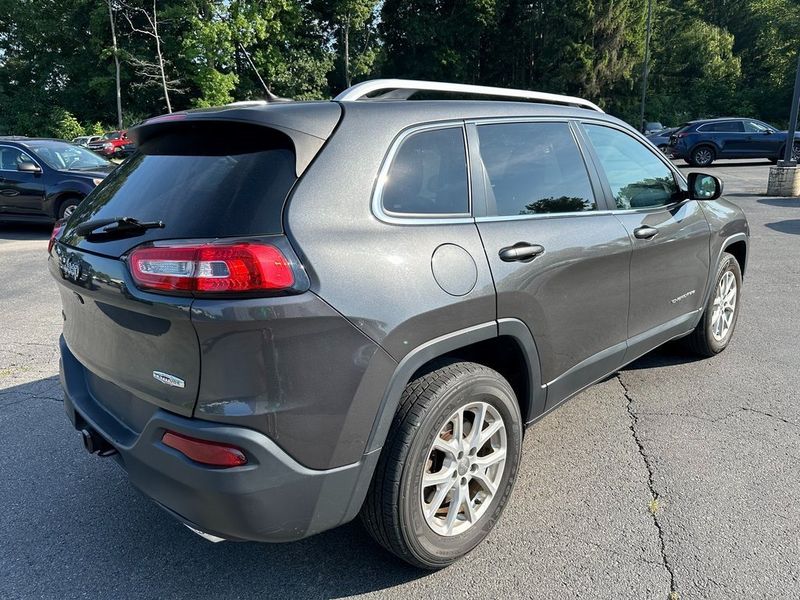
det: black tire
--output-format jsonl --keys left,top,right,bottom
{"left": 57, "top": 196, "right": 82, "bottom": 220}
{"left": 690, "top": 145, "right": 716, "bottom": 167}
{"left": 360, "top": 361, "right": 523, "bottom": 569}
{"left": 776, "top": 142, "right": 800, "bottom": 163}
{"left": 684, "top": 252, "right": 742, "bottom": 357}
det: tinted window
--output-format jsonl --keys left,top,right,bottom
{"left": 700, "top": 121, "right": 744, "bottom": 133}
{"left": 0, "top": 146, "right": 36, "bottom": 170}
{"left": 62, "top": 124, "right": 297, "bottom": 255}
{"left": 477, "top": 122, "right": 596, "bottom": 216}
{"left": 584, "top": 124, "right": 679, "bottom": 210}
{"left": 381, "top": 127, "right": 469, "bottom": 215}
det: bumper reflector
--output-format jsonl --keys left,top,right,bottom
{"left": 162, "top": 431, "right": 247, "bottom": 467}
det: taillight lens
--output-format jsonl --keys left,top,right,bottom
{"left": 128, "top": 242, "right": 295, "bottom": 294}
{"left": 676, "top": 132, "right": 688, "bottom": 138}
{"left": 161, "top": 431, "right": 247, "bottom": 467}
{"left": 48, "top": 220, "right": 64, "bottom": 254}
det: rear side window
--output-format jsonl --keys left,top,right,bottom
{"left": 584, "top": 124, "right": 679, "bottom": 209}
{"left": 477, "top": 122, "right": 596, "bottom": 216}
{"left": 64, "top": 123, "right": 296, "bottom": 254}
{"left": 380, "top": 127, "right": 469, "bottom": 216}
{"left": 699, "top": 121, "right": 744, "bottom": 133}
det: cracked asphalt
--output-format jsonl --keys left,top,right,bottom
{"left": 1, "top": 159, "right": 799, "bottom": 599}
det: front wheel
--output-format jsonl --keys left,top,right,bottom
{"left": 360, "top": 361, "right": 523, "bottom": 569}
{"left": 684, "top": 252, "right": 742, "bottom": 356}
{"left": 57, "top": 197, "right": 81, "bottom": 220}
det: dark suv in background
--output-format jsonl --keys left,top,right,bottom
{"left": 50, "top": 80, "right": 748, "bottom": 569}
{"left": 670, "top": 117, "right": 800, "bottom": 166}
{"left": 0, "top": 138, "right": 114, "bottom": 222}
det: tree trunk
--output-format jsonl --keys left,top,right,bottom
{"left": 107, "top": 0, "right": 123, "bottom": 128}
{"left": 152, "top": 0, "right": 172, "bottom": 113}
{"left": 343, "top": 14, "right": 351, "bottom": 89}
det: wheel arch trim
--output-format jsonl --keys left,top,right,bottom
{"left": 363, "top": 319, "right": 543, "bottom": 454}
{"left": 696, "top": 232, "right": 748, "bottom": 326}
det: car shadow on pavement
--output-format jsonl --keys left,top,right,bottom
{"left": 1, "top": 377, "right": 427, "bottom": 598}
{"left": 622, "top": 342, "right": 703, "bottom": 371}
{"left": 765, "top": 219, "right": 800, "bottom": 235}
{"left": 0, "top": 222, "right": 52, "bottom": 241}
{"left": 757, "top": 197, "right": 800, "bottom": 208}
{"left": 674, "top": 160, "right": 773, "bottom": 169}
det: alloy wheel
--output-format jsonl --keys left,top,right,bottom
{"left": 421, "top": 401, "right": 507, "bottom": 536}
{"left": 694, "top": 148, "right": 713, "bottom": 166}
{"left": 711, "top": 270, "right": 737, "bottom": 341}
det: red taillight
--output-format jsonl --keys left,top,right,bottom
{"left": 48, "top": 221, "right": 64, "bottom": 254}
{"left": 162, "top": 431, "right": 247, "bottom": 467}
{"left": 128, "top": 242, "right": 295, "bottom": 294}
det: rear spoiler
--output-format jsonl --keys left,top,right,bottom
{"left": 130, "top": 102, "right": 341, "bottom": 177}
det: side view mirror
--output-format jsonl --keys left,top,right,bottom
{"left": 688, "top": 172, "right": 723, "bottom": 200}
{"left": 17, "top": 161, "right": 41, "bottom": 173}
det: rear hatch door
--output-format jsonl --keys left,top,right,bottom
{"left": 52, "top": 119, "right": 300, "bottom": 417}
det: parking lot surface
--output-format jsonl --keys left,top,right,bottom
{"left": 2, "top": 160, "right": 798, "bottom": 599}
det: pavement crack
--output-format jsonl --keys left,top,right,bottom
{"left": 617, "top": 373, "right": 678, "bottom": 600}
{"left": 739, "top": 407, "right": 797, "bottom": 428}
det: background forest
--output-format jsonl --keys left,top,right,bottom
{"left": 1, "top": 0, "right": 798, "bottom": 137}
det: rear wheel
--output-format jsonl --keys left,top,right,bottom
{"left": 684, "top": 252, "right": 742, "bottom": 356}
{"left": 360, "top": 361, "right": 523, "bottom": 569}
{"left": 690, "top": 145, "right": 715, "bottom": 167}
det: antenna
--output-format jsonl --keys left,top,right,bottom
{"left": 237, "top": 42, "right": 289, "bottom": 103}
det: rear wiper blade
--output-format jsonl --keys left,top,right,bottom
{"left": 75, "top": 217, "right": 165, "bottom": 238}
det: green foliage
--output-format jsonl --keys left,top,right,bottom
{"left": 0, "top": 0, "right": 798, "bottom": 135}
{"left": 50, "top": 109, "right": 85, "bottom": 140}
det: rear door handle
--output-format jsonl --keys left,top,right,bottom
{"left": 633, "top": 226, "right": 658, "bottom": 240}
{"left": 499, "top": 242, "right": 545, "bottom": 262}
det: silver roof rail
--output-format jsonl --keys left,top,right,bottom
{"left": 334, "top": 79, "right": 603, "bottom": 113}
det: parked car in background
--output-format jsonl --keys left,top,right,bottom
{"left": 646, "top": 127, "right": 679, "bottom": 153}
{"left": 643, "top": 121, "right": 664, "bottom": 135}
{"left": 50, "top": 79, "right": 748, "bottom": 569}
{"left": 0, "top": 137, "right": 114, "bottom": 221}
{"left": 114, "top": 140, "right": 137, "bottom": 160}
{"left": 72, "top": 135, "right": 102, "bottom": 147}
{"left": 669, "top": 117, "right": 800, "bottom": 166}
{"left": 88, "top": 130, "right": 130, "bottom": 157}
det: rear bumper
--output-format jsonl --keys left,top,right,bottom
{"left": 60, "top": 336, "right": 376, "bottom": 542}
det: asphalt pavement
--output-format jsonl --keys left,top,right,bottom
{"left": 1, "top": 159, "right": 798, "bottom": 599}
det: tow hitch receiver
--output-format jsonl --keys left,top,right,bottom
{"left": 79, "top": 428, "right": 117, "bottom": 457}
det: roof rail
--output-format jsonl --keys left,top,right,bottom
{"left": 334, "top": 79, "right": 603, "bottom": 113}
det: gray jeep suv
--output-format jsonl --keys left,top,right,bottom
{"left": 49, "top": 79, "right": 748, "bottom": 569}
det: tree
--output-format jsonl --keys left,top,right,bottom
{"left": 314, "top": 0, "right": 380, "bottom": 91}
{"left": 120, "top": 0, "right": 178, "bottom": 112}
{"left": 107, "top": 0, "right": 124, "bottom": 128}
{"left": 51, "top": 108, "right": 85, "bottom": 140}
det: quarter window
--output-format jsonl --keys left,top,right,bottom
{"left": 381, "top": 127, "right": 469, "bottom": 216}
{"left": 584, "top": 124, "right": 679, "bottom": 210}
{"left": 477, "top": 122, "right": 596, "bottom": 216}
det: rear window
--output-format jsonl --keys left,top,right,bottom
{"left": 62, "top": 123, "right": 296, "bottom": 256}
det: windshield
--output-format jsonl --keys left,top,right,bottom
{"left": 26, "top": 141, "right": 112, "bottom": 170}
{"left": 103, "top": 132, "right": 121, "bottom": 140}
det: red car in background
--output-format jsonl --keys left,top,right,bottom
{"left": 87, "top": 130, "right": 132, "bottom": 157}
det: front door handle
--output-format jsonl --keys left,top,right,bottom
{"left": 499, "top": 242, "right": 545, "bottom": 262}
{"left": 633, "top": 226, "right": 658, "bottom": 240}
